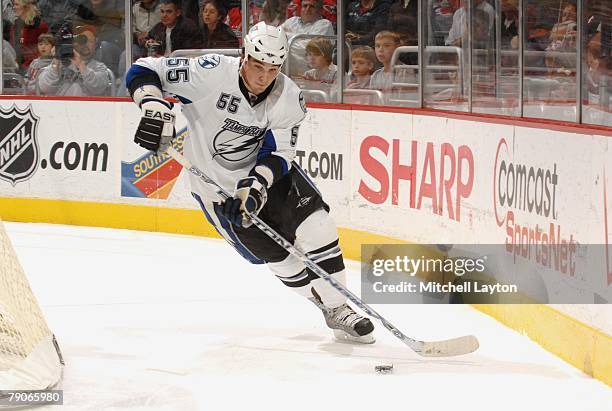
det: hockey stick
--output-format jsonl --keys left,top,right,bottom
{"left": 167, "top": 146, "right": 479, "bottom": 357}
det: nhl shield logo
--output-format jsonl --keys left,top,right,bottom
{"left": 0, "top": 105, "right": 40, "bottom": 186}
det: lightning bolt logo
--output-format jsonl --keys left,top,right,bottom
{"left": 212, "top": 119, "right": 266, "bottom": 163}
{"left": 213, "top": 132, "right": 262, "bottom": 158}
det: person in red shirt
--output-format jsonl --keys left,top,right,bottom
{"left": 8, "top": 0, "right": 48, "bottom": 72}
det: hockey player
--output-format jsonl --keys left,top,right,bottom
{"left": 125, "top": 22, "right": 375, "bottom": 343}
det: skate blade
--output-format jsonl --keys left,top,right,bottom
{"left": 333, "top": 329, "right": 376, "bottom": 344}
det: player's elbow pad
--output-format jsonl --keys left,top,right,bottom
{"left": 132, "top": 84, "right": 164, "bottom": 108}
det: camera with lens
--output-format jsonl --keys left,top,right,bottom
{"left": 55, "top": 23, "right": 88, "bottom": 64}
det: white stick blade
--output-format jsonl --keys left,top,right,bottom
{"left": 418, "top": 335, "right": 480, "bottom": 357}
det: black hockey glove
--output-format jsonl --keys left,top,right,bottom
{"left": 220, "top": 176, "right": 268, "bottom": 228}
{"left": 134, "top": 96, "right": 176, "bottom": 155}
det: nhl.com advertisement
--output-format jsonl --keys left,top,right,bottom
{"left": 0, "top": 104, "right": 109, "bottom": 193}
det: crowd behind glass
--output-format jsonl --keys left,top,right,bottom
{"left": 0, "top": 0, "right": 609, "bottom": 125}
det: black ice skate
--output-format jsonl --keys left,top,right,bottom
{"left": 309, "top": 289, "right": 375, "bottom": 344}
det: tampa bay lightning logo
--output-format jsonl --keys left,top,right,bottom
{"left": 299, "top": 91, "right": 307, "bottom": 113}
{"left": 197, "top": 54, "right": 221, "bottom": 69}
{"left": 213, "top": 119, "right": 266, "bottom": 165}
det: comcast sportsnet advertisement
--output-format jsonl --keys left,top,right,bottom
{"left": 350, "top": 111, "right": 610, "bottom": 302}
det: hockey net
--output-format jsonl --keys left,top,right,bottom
{"left": 0, "top": 219, "right": 63, "bottom": 391}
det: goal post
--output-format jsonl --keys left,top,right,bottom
{"left": 0, "top": 219, "right": 64, "bottom": 391}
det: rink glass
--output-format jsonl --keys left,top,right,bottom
{"left": 0, "top": 1, "right": 609, "bottom": 126}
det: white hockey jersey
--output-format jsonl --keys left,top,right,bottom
{"left": 130, "top": 54, "right": 307, "bottom": 200}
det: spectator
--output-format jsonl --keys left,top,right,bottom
{"left": 200, "top": 0, "right": 239, "bottom": 48}
{"left": 346, "top": 45, "right": 375, "bottom": 88}
{"left": 2, "top": 0, "right": 16, "bottom": 25}
{"left": 2, "top": 39, "right": 18, "bottom": 72}
{"left": 282, "top": 0, "right": 333, "bottom": 38}
{"left": 513, "top": 21, "right": 552, "bottom": 69}
{"left": 146, "top": 0, "right": 202, "bottom": 56}
{"left": 501, "top": 0, "right": 518, "bottom": 48}
{"left": 181, "top": 0, "right": 202, "bottom": 27}
{"left": 8, "top": 0, "right": 48, "bottom": 72}
{"left": 26, "top": 33, "right": 54, "bottom": 94}
{"left": 133, "top": 0, "right": 162, "bottom": 55}
{"left": 345, "top": 0, "right": 392, "bottom": 46}
{"left": 585, "top": 32, "right": 602, "bottom": 101}
{"left": 281, "top": 0, "right": 333, "bottom": 76}
{"left": 38, "top": 25, "right": 112, "bottom": 96}
{"left": 472, "top": 8, "right": 492, "bottom": 50}
{"left": 303, "top": 37, "right": 337, "bottom": 82}
{"left": 445, "top": 0, "right": 494, "bottom": 47}
{"left": 428, "top": 0, "right": 456, "bottom": 45}
{"left": 369, "top": 30, "right": 408, "bottom": 91}
{"left": 74, "top": 0, "right": 124, "bottom": 48}
{"left": 260, "top": 0, "right": 290, "bottom": 26}
{"left": 387, "top": 0, "right": 417, "bottom": 47}
{"left": 287, "top": 0, "right": 337, "bottom": 29}
{"left": 37, "top": 0, "right": 80, "bottom": 34}
{"left": 226, "top": 1, "right": 263, "bottom": 33}
{"left": 548, "top": 3, "right": 576, "bottom": 50}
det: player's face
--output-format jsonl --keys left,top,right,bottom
{"left": 351, "top": 56, "right": 373, "bottom": 76}
{"left": 160, "top": 4, "right": 181, "bottom": 27}
{"left": 242, "top": 57, "right": 281, "bottom": 94}
{"left": 375, "top": 38, "right": 397, "bottom": 65}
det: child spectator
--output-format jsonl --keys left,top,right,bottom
{"left": 346, "top": 45, "right": 375, "bottom": 88}
{"left": 369, "top": 30, "right": 400, "bottom": 91}
{"left": 26, "top": 33, "right": 54, "bottom": 94}
{"left": 303, "top": 37, "right": 337, "bottom": 83}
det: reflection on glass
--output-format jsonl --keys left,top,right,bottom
{"left": 0, "top": 0, "right": 127, "bottom": 96}
{"left": 282, "top": 0, "right": 338, "bottom": 103}
{"left": 522, "top": 0, "right": 577, "bottom": 121}
{"left": 424, "top": 0, "right": 467, "bottom": 111}
{"left": 288, "top": 35, "right": 339, "bottom": 103}
{"left": 582, "top": 0, "right": 611, "bottom": 126}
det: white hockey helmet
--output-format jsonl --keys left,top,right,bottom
{"left": 243, "top": 22, "right": 288, "bottom": 66}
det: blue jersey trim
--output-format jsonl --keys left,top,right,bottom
{"left": 257, "top": 130, "right": 289, "bottom": 177}
{"left": 125, "top": 64, "right": 158, "bottom": 89}
{"left": 175, "top": 94, "right": 193, "bottom": 104}
{"left": 192, "top": 192, "right": 265, "bottom": 265}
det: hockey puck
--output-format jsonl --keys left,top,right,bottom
{"left": 374, "top": 364, "right": 393, "bottom": 373}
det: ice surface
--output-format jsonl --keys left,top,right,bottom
{"left": 5, "top": 222, "right": 611, "bottom": 411}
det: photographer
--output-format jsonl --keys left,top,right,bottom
{"left": 37, "top": 24, "right": 112, "bottom": 96}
